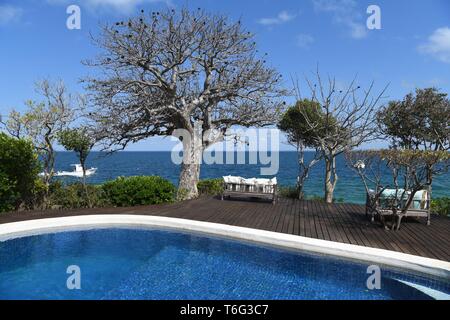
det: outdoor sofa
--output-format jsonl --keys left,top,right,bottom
{"left": 366, "top": 188, "right": 431, "bottom": 229}
{"left": 221, "top": 175, "right": 278, "bottom": 204}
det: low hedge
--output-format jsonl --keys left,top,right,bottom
{"left": 0, "top": 133, "right": 41, "bottom": 212}
{"left": 102, "top": 176, "right": 176, "bottom": 207}
{"left": 48, "top": 181, "right": 109, "bottom": 209}
{"left": 197, "top": 178, "right": 224, "bottom": 196}
{"left": 431, "top": 197, "right": 450, "bottom": 216}
{"left": 278, "top": 186, "right": 299, "bottom": 199}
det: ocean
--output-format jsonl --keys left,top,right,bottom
{"left": 53, "top": 151, "right": 449, "bottom": 204}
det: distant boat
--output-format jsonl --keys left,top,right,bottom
{"left": 39, "top": 164, "right": 97, "bottom": 178}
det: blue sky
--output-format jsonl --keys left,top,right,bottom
{"left": 0, "top": 0, "right": 449, "bottom": 151}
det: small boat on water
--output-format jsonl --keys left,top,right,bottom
{"left": 39, "top": 164, "right": 97, "bottom": 178}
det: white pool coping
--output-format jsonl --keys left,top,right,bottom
{"left": 0, "top": 214, "right": 449, "bottom": 280}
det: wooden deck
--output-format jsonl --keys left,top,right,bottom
{"left": 1, "top": 197, "right": 449, "bottom": 261}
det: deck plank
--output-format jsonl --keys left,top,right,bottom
{"left": 1, "top": 197, "right": 449, "bottom": 261}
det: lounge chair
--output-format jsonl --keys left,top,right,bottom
{"left": 221, "top": 175, "right": 278, "bottom": 204}
{"left": 366, "top": 188, "right": 431, "bottom": 229}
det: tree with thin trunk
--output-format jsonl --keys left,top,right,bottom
{"left": 58, "top": 127, "right": 95, "bottom": 207}
{"left": 346, "top": 149, "right": 449, "bottom": 229}
{"left": 84, "top": 8, "right": 286, "bottom": 200}
{"left": 297, "top": 71, "right": 388, "bottom": 203}
{"left": 377, "top": 88, "right": 450, "bottom": 151}
{"left": 1, "top": 80, "right": 76, "bottom": 202}
{"left": 377, "top": 88, "right": 450, "bottom": 201}
{"left": 278, "top": 99, "right": 329, "bottom": 199}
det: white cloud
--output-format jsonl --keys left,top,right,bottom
{"left": 400, "top": 80, "right": 417, "bottom": 90}
{"left": 296, "top": 34, "right": 314, "bottom": 48}
{"left": 257, "top": 10, "right": 296, "bottom": 26}
{"left": 0, "top": 5, "right": 23, "bottom": 25}
{"left": 312, "top": 0, "right": 367, "bottom": 39}
{"left": 87, "top": 0, "right": 165, "bottom": 12}
{"left": 419, "top": 27, "right": 450, "bottom": 64}
{"left": 47, "top": 0, "right": 169, "bottom": 14}
{"left": 401, "top": 78, "right": 447, "bottom": 90}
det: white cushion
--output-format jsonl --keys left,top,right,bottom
{"left": 223, "top": 176, "right": 277, "bottom": 186}
{"left": 242, "top": 178, "right": 256, "bottom": 185}
{"left": 223, "top": 175, "right": 242, "bottom": 184}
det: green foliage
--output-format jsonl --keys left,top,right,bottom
{"left": 278, "top": 100, "right": 344, "bottom": 203}
{"left": 334, "top": 197, "right": 344, "bottom": 203}
{"left": 58, "top": 128, "right": 94, "bottom": 167}
{"left": 0, "top": 133, "right": 41, "bottom": 212}
{"left": 4, "top": 80, "right": 76, "bottom": 186}
{"left": 305, "top": 195, "right": 343, "bottom": 203}
{"left": 176, "top": 188, "right": 190, "bottom": 201}
{"left": 197, "top": 178, "right": 224, "bottom": 196}
{"left": 278, "top": 99, "right": 333, "bottom": 148}
{"left": 377, "top": 88, "right": 450, "bottom": 150}
{"left": 48, "top": 181, "right": 108, "bottom": 209}
{"left": 379, "top": 149, "right": 450, "bottom": 181}
{"left": 278, "top": 186, "right": 344, "bottom": 203}
{"left": 47, "top": 176, "right": 177, "bottom": 209}
{"left": 278, "top": 186, "right": 299, "bottom": 199}
{"left": 102, "top": 176, "right": 175, "bottom": 207}
{"left": 0, "top": 172, "right": 17, "bottom": 212}
{"left": 31, "top": 178, "right": 50, "bottom": 209}
{"left": 431, "top": 197, "right": 450, "bottom": 216}
{"left": 307, "top": 195, "right": 324, "bottom": 202}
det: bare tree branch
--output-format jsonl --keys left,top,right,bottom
{"left": 84, "top": 8, "right": 287, "bottom": 199}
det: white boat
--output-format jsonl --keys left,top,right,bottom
{"left": 39, "top": 164, "right": 97, "bottom": 178}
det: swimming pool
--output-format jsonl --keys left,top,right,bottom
{"left": 0, "top": 227, "right": 449, "bottom": 300}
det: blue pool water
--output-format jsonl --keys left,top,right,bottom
{"left": 0, "top": 228, "right": 448, "bottom": 300}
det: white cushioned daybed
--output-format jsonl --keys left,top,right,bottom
{"left": 221, "top": 175, "right": 278, "bottom": 204}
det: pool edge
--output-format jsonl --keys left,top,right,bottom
{"left": 0, "top": 214, "right": 449, "bottom": 280}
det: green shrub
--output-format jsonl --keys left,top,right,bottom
{"left": 334, "top": 197, "right": 344, "bottom": 203}
{"left": 176, "top": 187, "right": 189, "bottom": 201}
{"left": 0, "top": 172, "right": 17, "bottom": 212}
{"left": 305, "top": 195, "right": 344, "bottom": 203}
{"left": 0, "top": 133, "right": 40, "bottom": 212}
{"left": 30, "top": 178, "right": 49, "bottom": 209}
{"left": 197, "top": 178, "right": 224, "bottom": 196}
{"left": 431, "top": 197, "right": 450, "bottom": 216}
{"left": 278, "top": 186, "right": 340, "bottom": 202}
{"left": 48, "top": 181, "right": 109, "bottom": 209}
{"left": 278, "top": 186, "right": 299, "bottom": 199}
{"left": 102, "top": 176, "right": 175, "bottom": 207}
{"left": 307, "top": 195, "right": 324, "bottom": 202}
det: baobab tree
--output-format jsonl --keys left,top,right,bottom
{"left": 84, "top": 8, "right": 285, "bottom": 199}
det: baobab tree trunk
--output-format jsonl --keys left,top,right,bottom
{"left": 324, "top": 156, "right": 338, "bottom": 203}
{"left": 177, "top": 125, "right": 203, "bottom": 200}
{"left": 178, "top": 162, "right": 201, "bottom": 200}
